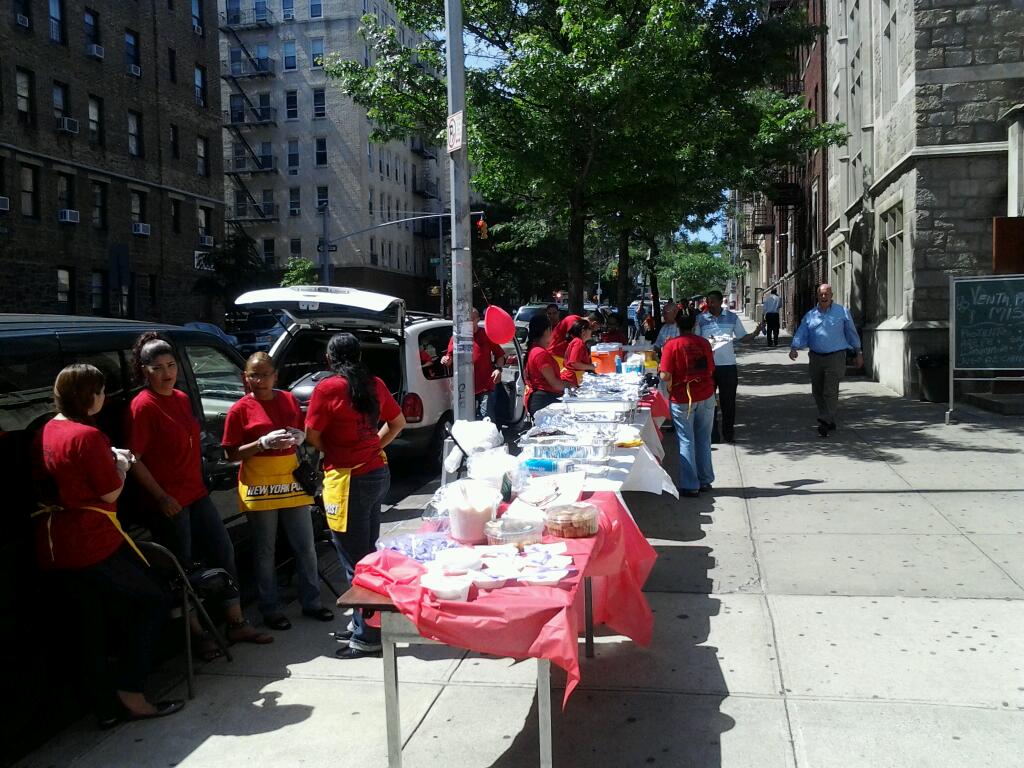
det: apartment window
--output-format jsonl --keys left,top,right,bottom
{"left": 125, "top": 30, "right": 140, "bottom": 68}
{"left": 83, "top": 9, "right": 100, "bottom": 45}
{"left": 127, "top": 111, "right": 142, "bottom": 156}
{"left": 378, "top": 152, "right": 383, "bottom": 174}
{"left": 829, "top": 243, "right": 848, "bottom": 308}
{"left": 170, "top": 198, "right": 181, "bottom": 231}
{"left": 379, "top": 192, "right": 384, "bottom": 218}
{"left": 315, "top": 137, "right": 327, "bottom": 166}
{"left": 14, "top": 0, "right": 32, "bottom": 26}
{"left": 880, "top": 0, "right": 899, "bottom": 112}
{"left": 310, "top": 38, "right": 325, "bottom": 68}
{"left": 262, "top": 238, "right": 275, "bottom": 264}
{"left": 387, "top": 195, "right": 391, "bottom": 220}
{"left": 312, "top": 89, "right": 326, "bottom": 118}
{"left": 148, "top": 274, "right": 158, "bottom": 305}
{"left": 880, "top": 204, "right": 904, "bottom": 318}
{"left": 90, "top": 271, "right": 108, "bottom": 313}
{"left": 49, "top": 0, "right": 65, "bottom": 44}
{"left": 316, "top": 185, "right": 329, "bottom": 210}
{"left": 368, "top": 187, "right": 374, "bottom": 216}
{"left": 285, "top": 90, "right": 298, "bottom": 119}
{"left": 88, "top": 96, "right": 104, "bottom": 144}
{"left": 168, "top": 48, "right": 177, "bottom": 82}
{"left": 369, "top": 237, "right": 376, "bottom": 265}
{"left": 57, "top": 268, "right": 74, "bottom": 310}
{"left": 196, "top": 136, "right": 209, "bottom": 176}
{"left": 20, "top": 165, "right": 38, "bottom": 218}
{"left": 282, "top": 0, "right": 294, "bottom": 18}
{"left": 197, "top": 205, "right": 209, "bottom": 235}
{"left": 130, "top": 191, "right": 147, "bottom": 223}
{"left": 287, "top": 139, "right": 299, "bottom": 169}
{"left": 310, "top": 0, "right": 323, "bottom": 18}
{"left": 52, "top": 81, "right": 68, "bottom": 119}
{"left": 170, "top": 124, "right": 180, "bottom": 158}
{"left": 193, "top": 65, "right": 206, "bottom": 107}
{"left": 191, "top": 0, "right": 203, "bottom": 28}
{"left": 289, "top": 238, "right": 302, "bottom": 257}
{"left": 56, "top": 173, "right": 75, "bottom": 210}
{"left": 367, "top": 141, "right": 373, "bottom": 170}
{"left": 283, "top": 41, "right": 297, "bottom": 71}
{"left": 231, "top": 142, "right": 246, "bottom": 171}
{"left": 385, "top": 151, "right": 390, "bottom": 177}
{"left": 255, "top": 43, "right": 270, "bottom": 71}
{"left": 289, "top": 186, "right": 300, "bottom": 215}
{"left": 91, "top": 182, "right": 107, "bottom": 228}
{"left": 16, "top": 69, "right": 34, "bottom": 126}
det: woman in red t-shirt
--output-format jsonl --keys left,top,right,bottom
{"left": 222, "top": 352, "right": 333, "bottom": 631}
{"left": 658, "top": 310, "right": 717, "bottom": 497}
{"left": 34, "top": 363, "right": 183, "bottom": 725}
{"left": 306, "top": 333, "right": 406, "bottom": 659}
{"left": 524, "top": 315, "right": 566, "bottom": 417}
{"left": 127, "top": 333, "right": 271, "bottom": 649}
{"left": 560, "top": 317, "right": 596, "bottom": 387}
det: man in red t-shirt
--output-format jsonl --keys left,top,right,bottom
{"left": 441, "top": 307, "right": 507, "bottom": 418}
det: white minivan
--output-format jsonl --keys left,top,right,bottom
{"left": 234, "top": 286, "right": 525, "bottom": 464}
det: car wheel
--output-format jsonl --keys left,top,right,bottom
{"left": 428, "top": 412, "right": 454, "bottom": 471}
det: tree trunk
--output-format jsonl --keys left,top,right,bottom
{"left": 647, "top": 240, "right": 662, "bottom": 334}
{"left": 566, "top": 205, "right": 587, "bottom": 313}
{"left": 616, "top": 229, "right": 631, "bottom": 319}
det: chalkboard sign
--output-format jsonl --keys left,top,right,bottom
{"left": 952, "top": 275, "right": 1024, "bottom": 370}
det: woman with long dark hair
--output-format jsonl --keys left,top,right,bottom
{"left": 127, "top": 332, "right": 272, "bottom": 652}
{"left": 659, "top": 310, "right": 716, "bottom": 497}
{"left": 560, "top": 317, "right": 596, "bottom": 387}
{"left": 305, "top": 333, "right": 406, "bottom": 659}
{"left": 524, "top": 315, "right": 566, "bottom": 417}
{"left": 33, "top": 364, "right": 183, "bottom": 726}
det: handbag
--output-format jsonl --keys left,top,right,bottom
{"left": 293, "top": 454, "right": 320, "bottom": 497}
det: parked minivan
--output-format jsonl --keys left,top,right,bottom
{"left": 234, "top": 286, "right": 527, "bottom": 462}
{"left": 0, "top": 313, "right": 247, "bottom": 764}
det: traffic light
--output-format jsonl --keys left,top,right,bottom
{"left": 476, "top": 218, "right": 488, "bottom": 240}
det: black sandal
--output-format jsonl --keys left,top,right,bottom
{"left": 302, "top": 607, "right": 335, "bottom": 622}
{"left": 192, "top": 631, "right": 224, "bottom": 662}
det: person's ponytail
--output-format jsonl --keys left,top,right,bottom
{"left": 326, "top": 333, "right": 379, "bottom": 421}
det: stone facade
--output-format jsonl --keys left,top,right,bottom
{"left": 0, "top": 0, "right": 225, "bottom": 323}
{"left": 218, "top": 0, "right": 444, "bottom": 310}
{"left": 825, "top": 0, "right": 1024, "bottom": 396}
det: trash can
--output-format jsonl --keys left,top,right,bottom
{"left": 916, "top": 354, "right": 950, "bottom": 403}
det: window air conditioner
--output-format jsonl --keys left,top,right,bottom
{"left": 56, "top": 116, "right": 80, "bottom": 134}
{"left": 16, "top": 14, "right": 30, "bottom": 27}
{"left": 0, "top": 197, "right": 9, "bottom": 212}
{"left": 198, "top": 234, "right": 215, "bottom": 248}
{"left": 132, "top": 222, "right": 151, "bottom": 236}
{"left": 86, "top": 43, "right": 104, "bottom": 60}
{"left": 128, "top": 64, "right": 142, "bottom": 77}
{"left": 193, "top": 24, "right": 203, "bottom": 36}
{"left": 58, "top": 209, "right": 80, "bottom": 224}
{"left": 283, "top": 9, "right": 295, "bottom": 19}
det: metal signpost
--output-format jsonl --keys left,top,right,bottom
{"left": 443, "top": 2, "right": 474, "bottom": 422}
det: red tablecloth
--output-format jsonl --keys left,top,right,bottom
{"left": 639, "top": 389, "right": 670, "bottom": 422}
{"left": 353, "top": 491, "right": 657, "bottom": 706}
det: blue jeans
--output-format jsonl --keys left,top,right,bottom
{"left": 330, "top": 467, "right": 390, "bottom": 651}
{"left": 670, "top": 397, "right": 715, "bottom": 492}
{"left": 248, "top": 506, "right": 323, "bottom": 620}
{"left": 168, "top": 493, "right": 241, "bottom": 607}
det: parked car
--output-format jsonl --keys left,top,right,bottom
{"left": 224, "top": 309, "right": 287, "bottom": 356}
{"left": 0, "top": 313, "right": 247, "bottom": 764}
{"left": 184, "top": 321, "right": 239, "bottom": 348}
{"left": 234, "top": 286, "right": 526, "bottom": 465}
{"left": 513, "top": 303, "right": 565, "bottom": 344}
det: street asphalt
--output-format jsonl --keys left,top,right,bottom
{"left": 18, "top": 333, "right": 1024, "bottom": 768}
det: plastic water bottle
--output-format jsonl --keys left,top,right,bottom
{"left": 522, "top": 458, "right": 575, "bottom": 474}
{"left": 615, "top": 355, "right": 622, "bottom": 374}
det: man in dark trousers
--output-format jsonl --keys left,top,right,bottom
{"left": 698, "top": 290, "right": 758, "bottom": 443}
{"left": 762, "top": 289, "right": 782, "bottom": 346}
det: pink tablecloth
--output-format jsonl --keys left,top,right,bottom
{"left": 353, "top": 491, "right": 657, "bottom": 706}
{"left": 639, "top": 389, "right": 670, "bottom": 423}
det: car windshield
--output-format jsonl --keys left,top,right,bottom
{"left": 226, "top": 311, "right": 281, "bottom": 334}
{"left": 514, "top": 306, "right": 550, "bottom": 323}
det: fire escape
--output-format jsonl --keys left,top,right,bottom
{"left": 219, "top": 7, "right": 279, "bottom": 236}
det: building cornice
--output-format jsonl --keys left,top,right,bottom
{"left": 867, "top": 141, "right": 1008, "bottom": 197}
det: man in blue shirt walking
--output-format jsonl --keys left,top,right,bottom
{"left": 699, "top": 290, "right": 760, "bottom": 442}
{"left": 789, "top": 284, "right": 863, "bottom": 437}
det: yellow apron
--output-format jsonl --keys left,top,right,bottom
{"left": 238, "top": 453, "right": 314, "bottom": 512}
{"left": 32, "top": 504, "right": 149, "bottom": 566}
{"left": 322, "top": 454, "right": 382, "bottom": 533}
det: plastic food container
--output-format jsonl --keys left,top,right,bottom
{"left": 484, "top": 518, "right": 545, "bottom": 549}
{"left": 436, "top": 479, "right": 501, "bottom": 544}
{"left": 544, "top": 502, "right": 600, "bottom": 538}
{"left": 420, "top": 572, "right": 472, "bottom": 601}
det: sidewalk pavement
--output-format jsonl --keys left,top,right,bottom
{"left": 19, "top": 339, "right": 1024, "bottom": 768}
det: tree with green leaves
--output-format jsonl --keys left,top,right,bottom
{"left": 327, "top": 0, "right": 841, "bottom": 312}
{"left": 657, "top": 239, "right": 742, "bottom": 300}
{"left": 280, "top": 257, "right": 319, "bottom": 288}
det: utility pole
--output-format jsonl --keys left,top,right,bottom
{"left": 320, "top": 203, "right": 330, "bottom": 285}
{"left": 444, "top": 0, "right": 473, "bottom": 422}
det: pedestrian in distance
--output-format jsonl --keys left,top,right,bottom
{"left": 221, "top": 352, "right": 334, "bottom": 632}
{"left": 440, "top": 307, "right": 506, "bottom": 419}
{"left": 653, "top": 301, "right": 680, "bottom": 357}
{"left": 524, "top": 315, "right": 566, "bottom": 417}
{"left": 545, "top": 303, "right": 561, "bottom": 331}
{"left": 127, "top": 333, "right": 273, "bottom": 655}
{"left": 789, "top": 283, "right": 863, "bottom": 437}
{"left": 659, "top": 310, "right": 716, "bottom": 497}
{"left": 305, "top": 333, "right": 406, "bottom": 658}
{"left": 32, "top": 363, "right": 184, "bottom": 727}
{"left": 697, "top": 290, "right": 759, "bottom": 443}
{"left": 601, "top": 313, "right": 629, "bottom": 344}
{"left": 762, "top": 289, "right": 782, "bottom": 346}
